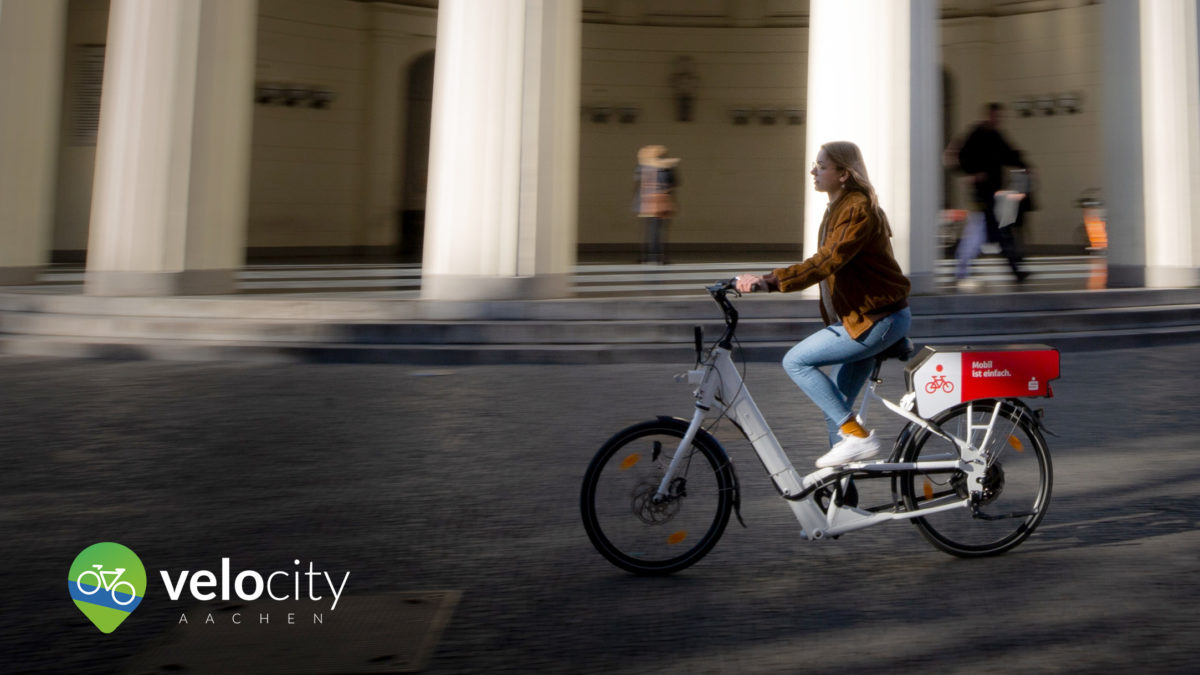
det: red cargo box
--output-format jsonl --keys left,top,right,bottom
{"left": 905, "top": 344, "right": 1060, "bottom": 417}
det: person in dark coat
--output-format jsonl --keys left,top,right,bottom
{"left": 956, "top": 103, "right": 1030, "bottom": 283}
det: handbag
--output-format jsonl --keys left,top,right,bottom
{"left": 994, "top": 169, "right": 1030, "bottom": 228}
{"left": 647, "top": 192, "right": 675, "bottom": 218}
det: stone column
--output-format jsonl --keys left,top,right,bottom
{"left": 805, "top": 0, "right": 940, "bottom": 294}
{"left": 1102, "top": 0, "right": 1145, "bottom": 288}
{"left": 1105, "top": 0, "right": 1200, "bottom": 288}
{"left": 1141, "top": 0, "right": 1200, "bottom": 287}
{"left": 85, "top": 0, "right": 257, "bottom": 296}
{"left": 421, "top": 0, "right": 581, "bottom": 301}
{"left": 0, "top": 0, "right": 67, "bottom": 285}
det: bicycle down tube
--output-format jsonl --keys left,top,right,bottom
{"left": 658, "top": 344, "right": 805, "bottom": 500}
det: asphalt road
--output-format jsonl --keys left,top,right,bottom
{"left": 3, "top": 343, "right": 1199, "bottom": 674}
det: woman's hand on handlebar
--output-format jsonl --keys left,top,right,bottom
{"left": 735, "top": 275, "right": 766, "bottom": 293}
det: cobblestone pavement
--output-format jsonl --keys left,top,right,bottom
{"left": 3, "top": 343, "right": 1199, "bottom": 674}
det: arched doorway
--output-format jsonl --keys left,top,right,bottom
{"left": 399, "top": 51, "right": 434, "bottom": 262}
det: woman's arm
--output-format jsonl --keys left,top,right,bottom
{"left": 771, "top": 201, "right": 876, "bottom": 293}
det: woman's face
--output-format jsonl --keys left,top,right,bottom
{"left": 810, "top": 149, "right": 845, "bottom": 194}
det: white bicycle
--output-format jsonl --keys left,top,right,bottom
{"left": 75, "top": 564, "right": 137, "bottom": 605}
{"left": 581, "top": 279, "right": 1060, "bottom": 575}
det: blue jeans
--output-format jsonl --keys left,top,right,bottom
{"left": 642, "top": 217, "right": 667, "bottom": 263}
{"left": 955, "top": 211, "right": 986, "bottom": 279}
{"left": 782, "top": 307, "right": 912, "bottom": 447}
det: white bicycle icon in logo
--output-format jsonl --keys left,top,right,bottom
{"left": 75, "top": 564, "right": 137, "bottom": 606}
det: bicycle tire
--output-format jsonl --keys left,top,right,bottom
{"left": 898, "top": 399, "right": 1052, "bottom": 557}
{"left": 581, "top": 419, "right": 735, "bottom": 575}
{"left": 112, "top": 581, "right": 137, "bottom": 605}
{"left": 76, "top": 571, "right": 102, "bottom": 595}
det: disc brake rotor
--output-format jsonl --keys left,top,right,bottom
{"left": 631, "top": 478, "right": 682, "bottom": 524}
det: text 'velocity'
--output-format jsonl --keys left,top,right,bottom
{"left": 160, "top": 558, "right": 349, "bottom": 611}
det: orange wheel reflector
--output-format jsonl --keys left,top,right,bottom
{"left": 1008, "top": 435, "right": 1024, "bottom": 452}
{"left": 667, "top": 531, "right": 688, "bottom": 545}
{"left": 620, "top": 454, "right": 641, "bottom": 470}
{"left": 923, "top": 481, "right": 933, "bottom": 501}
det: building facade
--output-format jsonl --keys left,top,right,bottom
{"left": 1, "top": 0, "right": 1197, "bottom": 298}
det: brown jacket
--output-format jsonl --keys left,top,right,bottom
{"left": 766, "top": 191, "right": 910, "bottom": 339}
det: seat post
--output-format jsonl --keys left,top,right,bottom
{"left": 869, "top": 357, "right": 886, "bottom": 383}
{"left": 859, "top": 368, "right": 881, "bottom": 421}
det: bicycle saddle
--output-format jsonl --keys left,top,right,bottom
{"left": 876, "top": 337, "right": 915, "bottom": 362}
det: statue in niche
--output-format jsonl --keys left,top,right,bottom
{"left": 670, "top": 55, "right": 699, "bottom": 122}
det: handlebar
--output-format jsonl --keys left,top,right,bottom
{"left": 705, "top": 277, "right": 739, "bottom": 295}
{"left": 706, "top": 278, "right": 741, "bottom": 349}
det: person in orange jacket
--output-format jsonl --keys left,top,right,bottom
{"left": 737, "top": 141, "right": 911, "bottom": 467}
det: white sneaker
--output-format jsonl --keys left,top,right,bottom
{"left": 956, "top": 278, "right": 982, "bottom": 293}
{"left": 816, "top": 432, "right": 884, "bottom": 468}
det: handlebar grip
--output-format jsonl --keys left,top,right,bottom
{"left": 732, "top": 276, "right": 764, "bottom": 293}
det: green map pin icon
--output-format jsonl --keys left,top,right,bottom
{"left": 69, "top": 542, "right": 146, "bottom": 633}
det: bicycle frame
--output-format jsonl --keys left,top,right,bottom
{"left": 91, "top": 564, "right": 127, "bottom": 586}
{"left": 658, "top": 342, "right": 990, "bottom": 540}
{"left": 648, "top": 278, "right": 1052, "bottom": 541}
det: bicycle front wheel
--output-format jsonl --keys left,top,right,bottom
{"left": 899, "top": 399, "right": 1052, "bottom": 557}
{"left": 581, "top": 420, "right": 734, "bottom": 575}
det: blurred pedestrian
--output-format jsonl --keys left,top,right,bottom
{"left": 735, "top": 141, "right": 911, "bottom": 468}
{"left": 632, "top": 145, "right": 679, "bottom": 265}
{"left": 953, "top": 103, "right": 1031, "bottom": 287}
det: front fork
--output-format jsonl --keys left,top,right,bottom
{"left": 653, "top": 407, "right": 707, "bottom": 502}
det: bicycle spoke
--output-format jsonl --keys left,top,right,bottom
{"left": 901, "top": 400, "right": 1052, "bottom": 557}
{"left": 582, "top": 422, "right": 733, "bottom": 575}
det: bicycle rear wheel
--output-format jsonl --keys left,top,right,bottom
{"left": 899, "top": 399, "right": 1052, "bottom": 557}
{"left": 581, "top": 420, "right": 734, "bottom": 575}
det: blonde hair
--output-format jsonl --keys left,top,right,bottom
{"left": 821, "top": 141, "right": 892, "bottom": 235}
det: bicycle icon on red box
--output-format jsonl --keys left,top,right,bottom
{"left": 925, "top": 369, "right": 956, "bottom": 394}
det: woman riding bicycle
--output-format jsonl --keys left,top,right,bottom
{"left": 736, "top": 141, "right": 911, "bottom": 468}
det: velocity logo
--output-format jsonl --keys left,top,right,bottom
{"left": 69, "top": 542, "right": 146, "bottom": 633}
{"left": 69, "top": 544, "right": 350, "bottom": 633}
